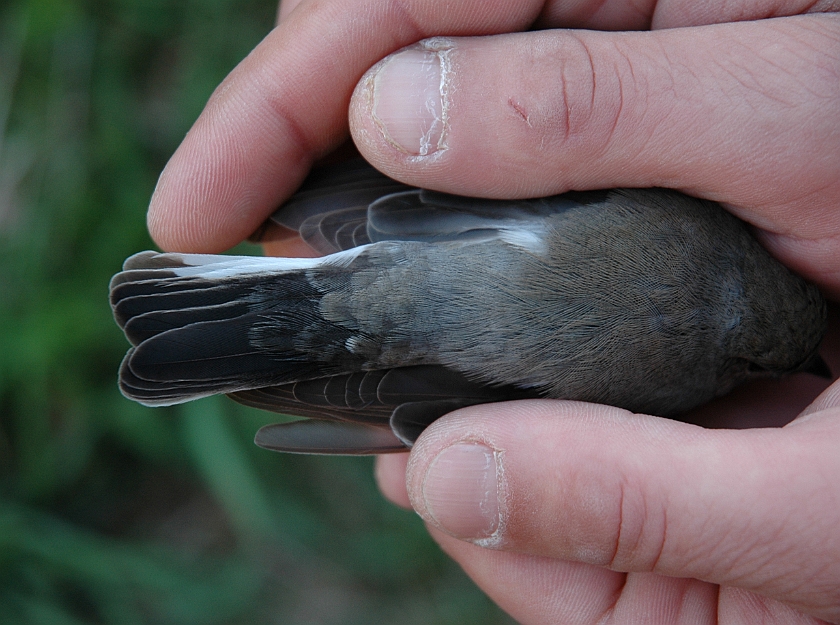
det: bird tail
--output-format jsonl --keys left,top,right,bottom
{"left": 110, "top": 251, "right": 354, "bottom": 406}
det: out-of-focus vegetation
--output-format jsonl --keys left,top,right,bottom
{"left": 0, "top": 1, "right": 513, "bottom": 622}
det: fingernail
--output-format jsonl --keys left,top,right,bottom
{"left": 420, "top": 443, "right": 501, "bottom": 540}
{"left": 369, "top": 41, "right": 451, "bottom": 156}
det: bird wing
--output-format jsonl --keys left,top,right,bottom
{"left": 270, "top": 159, "right": 584, "bottom": 255}
{"left": 271, "top": 159, "right": 410, "bottom": 254}
{"left": 231, "top": 365, "right": 538, "bottom": 453}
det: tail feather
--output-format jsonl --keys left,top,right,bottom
{"left": 122, "top": 302, "right": 249, "bottom": 345}
{"left": 127, "top": 313, "right": 296, "bottom": 378}
{"left": 113, "top": 280, "right": 256, "bottom": 334}
{"left": 112, "top": 272, "right": 273, "bottom": 324}
{"left": 122, "top": 250, "right": 182, "bottom": 270}
{"left": 119, "top": 311, "right": 332, "bottom": 404}
{"left": 110, "top": 269, "right": 177, "bottom": 291}
{"left": 110, "top": 251, "right": 361, "bottom": 406}
{"left": 119, "top": 353, "right": 262, "bottom": 405}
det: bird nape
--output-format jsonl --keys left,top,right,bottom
{"left": 110, "top": 160, "right": 829, "bottom": 454}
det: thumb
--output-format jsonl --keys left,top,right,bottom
{"left": 348, "top": 17, "right": 840, "bottom": 283}
{"left": 403, "top": 399, "right": 840, "bottom": 622}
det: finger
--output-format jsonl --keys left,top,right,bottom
{"left": 543, "top": 0, "right": 840, "bottom": 31}
{"left": 348, "top": 16, "right": 840, "bottom": 288}
{"left": 430, "top": 528, "right": 631, "bottom": 625}
{"left": 787, "top": 306, "right": 840, "bottom": 421}
{"left": 146, "top": 0, "right": 545, "bottom": 252}
{"left": 718, "top": 588, "right": 830, "bottom": 625}
{"left": 260, "top": 236, "right": 321, "bottom": 258}
{"left": 799, "top": 378, "right": 840, "bottom": 420}
{"left": 277, "top": 0, "right": 304, "bottom": 24}
{"left": 433, "top": 529, "right": 820, "bottom": 625}
{"left": 374, "top": 452, "right": 411, "bottom": 509}
{"left": 403, "top": 400, "right": 840, "bottom": 622}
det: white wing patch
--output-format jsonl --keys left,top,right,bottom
{"left": 498, "top": 225, "right": 548, "bottom": 256}
{"left": 163, "top": 245, "right": 374, "bottom": 279}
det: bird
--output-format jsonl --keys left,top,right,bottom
{"left": 110, "top": 159, "right": 829, "bottom": 454}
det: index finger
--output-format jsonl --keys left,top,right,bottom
{"left": 146, "top": 0, "right": 543, "bottom": 252}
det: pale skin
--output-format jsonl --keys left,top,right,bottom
{"left": 147, "top": 1, "right": 840, "bottom": 623}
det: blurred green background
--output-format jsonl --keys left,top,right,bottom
{"left": 0, "top": 1, "right": 514, "bottom": 622}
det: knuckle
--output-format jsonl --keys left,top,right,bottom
{"left": 501, "top": 32, "right": 644, "bottom": 168}
{"left": 609, "top": 474, "right": 669, "bottom": 572}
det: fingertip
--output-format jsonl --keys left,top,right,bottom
{"left": 260, "top": 236, "right": 321, "bottom": 258}
{"left": 374, "top": 452, "right": 411, "bottom": 509}
{"left": 277, "top": 0, "right": 305, "bottom": 24}
{"left": 349, "top": 40, "right": 485, "bottom": 194}
{"left": 350, "top": 41, "right": 453, "bottom": 160}
{"left": 146, "top": 113, "right": 314, "bottom": 253}
{"left": 409, "top": 440, "right": 504, "bottom": 543}
{"left": 404, "top": 401, "right": 584, "bottom": 546}
{"left": 146, "top": 166, "right": 201, "bottom": 252}
{"left": 147, "top": 132, "right": 270, "bottom": 253}
{"left": 351, "top": 20, "right": 840, "bottom": 234}
{"left": 405, "top": 398, "right": 840, "bottom": 617}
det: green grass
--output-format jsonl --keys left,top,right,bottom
{"left": 0, "top": 1, "right": 513, "bottom": 622}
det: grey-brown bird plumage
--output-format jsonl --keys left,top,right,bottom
{"left": 110, "top": 160, "right": 828, "bottom": 454}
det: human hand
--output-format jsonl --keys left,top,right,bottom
{"left": 145, "top": 0, "right": 840, "bottom": 622}
{"left": 375, "top": 327, "right": 840, "bottom": 623}
{"left": 147, "top": 1, "right": 839, "bottom": 295}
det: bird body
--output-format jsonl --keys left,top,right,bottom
{"left": 110, "top": 161, "right": 827, "bottom": 454}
